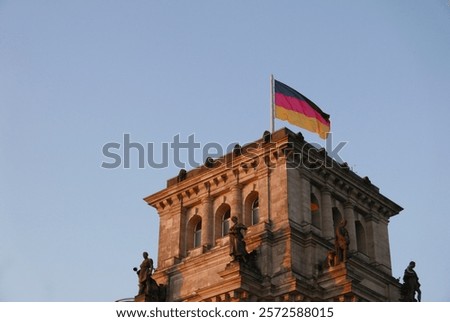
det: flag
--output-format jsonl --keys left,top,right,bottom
{"left": 274, "top": 79, "right": 330, "bottom": 139}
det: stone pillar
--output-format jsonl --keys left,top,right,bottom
{"left": 365, "top": 216, "right": 379, "bottom": 263}
{"left": 201, "top": 196, "right": 213, "bottom": 249}
{"left": 377, "top": 216, "right": 392, "bottom": 273}
{"left": 157, "top": 197, "right": 182, "bottom": 268}
{"left": 178, "top": 206, "right": 188, "bottom": 258}
{"left": 365, "top": 213, "right": 392, "bottom": 273}
{"left": 266, "top": 167, "right": 272, "bottom": 224}
{"left": 344, "top": 201, "right": 357, "bottom": 253}
{"left": 231, "top": 184, "right": 243, "bottom": 223}
{"left": 320, "top": 186, "right": 334, "bottom": 240}
{"left": 258, "top": 167, "right": 271, "bottom": 224}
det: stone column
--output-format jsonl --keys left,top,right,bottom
{"left": 365, "top": 212, "right": 392, "bottom": 274}
{"left": 365, "top": 216, "right": 379, "bottom": 263}
{"left": 159, "top": 195, "right": 182, "bottom": 268}
{"left": 178, "top": 206, "right": 188, "bottom": 258}
{"left": 344, "top": 201, "right": 357, "bottom": 253}
{"left": 258, "top": 167, "right": 271, "bottom": 224}
{"left": 376, "top": 216, "right": 392, "bottom": 274}
{"left": 201, "top": 195, "right": 213, "bottom": 249}
{"left": 320, "top": 186, "right": 334, "bottom": 240}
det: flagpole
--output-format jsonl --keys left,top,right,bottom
{"left": 270, "top": 74, "right": 275, "bottom": 133}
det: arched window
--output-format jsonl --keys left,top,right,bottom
{"left": 355, "top": 221, "right": 367, "bottom": 254}
{"left": 215, "top": 203, "right": 231, "bottom": 239}
{"left": 311, "top": 193, "right": 320, "bottom": 228}
{"left": 251, "top": 198, "right": 259, "bottom": 225}
{"left": 193, "top": 220, "right": 202, "bottom": 249}
{"left": 332, "top": 207, "right": 342, "bottom": 229}
{"left": 222, "top": 209, "right": 231, "bottom": 236}
{"left": 244, "top": 191, "right": 259, "bottom": 227}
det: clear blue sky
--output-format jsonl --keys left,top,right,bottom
{"left": 1, "top": 0, "right": 449, "bottom": 301}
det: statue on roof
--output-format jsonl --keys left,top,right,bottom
{"left": 134, "top": 252, "right": 154, "bottom": 295}
{"left": 400, "top": 261, "right": 421, "bottom": 302}
{"left": 133, "top": 252, "right": 166, "bottom": 301}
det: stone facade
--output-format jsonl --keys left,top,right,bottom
{"left": 143, "top": 128, "right": 403, "bottom": 301}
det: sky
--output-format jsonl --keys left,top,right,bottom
{"left": 1, "top": 0, "right": 449, "bottom": 302}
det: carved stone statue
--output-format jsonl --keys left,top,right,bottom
{"left": 136, "top": 252, "right": 154, "bottom": 295}
{"left": 133, "top": 252, "right": 166, "bottom": 302}
{"left": 229, "top": 216, "right": 249, "bottom": 262}
{"left": 400, "top": 261, "right": 421, "bottom": 302}
{"left": 177, "top": 169, "right": 187, "bottom": 182}
{"left": 334, "top": 219, "right": 350, "bottom": 264}
{"left": 326, "top": 250, "right": 336, "bottom": 268}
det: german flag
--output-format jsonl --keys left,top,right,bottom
{"left": 274, "top": 80, "right": 330, "bottom": 139}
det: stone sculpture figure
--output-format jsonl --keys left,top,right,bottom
{"left": 134, "top": 252, "right": 166, "bottom": 301}
{"left": 335, "top": 219, "right": 350, "bottom": 264}
{"left": 229, "top": 216, "right": 249, "bottom": 262}
{"left": 326, "top": 250, "right": 336, "bottom": 268}
{"left": 136, "top": 251, "right": 154, "bottom": 295}
{"left": 400, "top": 261, "right": 421, "bottom": 302}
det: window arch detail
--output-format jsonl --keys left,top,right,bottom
{"left": 215, "top": 203, "right": 231, "bottom": 239}
{"left": 332, "top": 207, "right": 343, "bottom": 229}
{"left": 310, "top": 193, "right": 321, "bottom": 228}
{"left": 244, "top": 191, "right": 259, "bottom": 226}
{"left": 251, "top": 198, "right": 259, "bottom": 226}
{"left": 222, "top": 208, "right": 231, "bottom": 236}
{"left": 187, "top": 215, "right": 202, "bottom": 251}
{"left": 355, "top": 220, "right": 367, "bottom": 254}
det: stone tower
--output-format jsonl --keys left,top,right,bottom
{"left": 143, "top": 128, "right": 403, "bottom": 301}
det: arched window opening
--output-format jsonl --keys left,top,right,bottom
{"left": 244, "top": 191, "right": 259, "bottom": 227}
{"left": 251, "top": 198, "right": 260, "bottom": 225}
{"left": 222, "top": 209, "right": 231, "bottom": 236}
{"left": 193, "top": 220, "right": 202, "bottom": 249}
{"left": 332, "top": 207, "right": 342, "bottom": 229}
{"left": 355, "top": 221, "right": 367, "bottom": 254}
{"left": 215, "top": 203, "right": 231, "bottom": 239}
{"left": 311, "top": 193, "right": 321, "bottom": 228}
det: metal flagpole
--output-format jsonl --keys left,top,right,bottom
{"left": 270, "top": 74, "right": 275, "bottom": 133}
